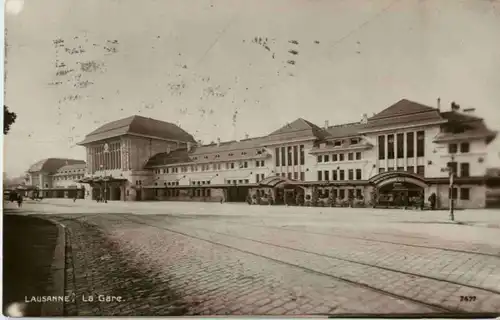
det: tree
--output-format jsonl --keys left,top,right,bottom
{"left": 4, "top": 105, "right": 16, "bottom": 134}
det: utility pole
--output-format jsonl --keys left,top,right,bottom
{"left": 449, "top": 170, "right": 455, "bottom": 221}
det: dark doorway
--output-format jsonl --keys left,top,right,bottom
{"left": 378, "top": 182, "right": 423, "bottom": 207}
{"left": 226, "top": 186, "right": 250, "bottom": 202}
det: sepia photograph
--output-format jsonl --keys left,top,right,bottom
{"left": 3, "top": 0, "right": 500, "bottom": 316}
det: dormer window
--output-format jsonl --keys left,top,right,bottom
{"left": 241, "top": 152, "right": 247, "bottom": 155}
{"left": 215, "top": 154, "right": 220, "bottom": 158}
{"left": 334, "top": 140, "right": 342, "bottom": 147}
{"left": 204, "top": 156, "right": 208, "bottom": 159}
{"left": 193, "top": 157, "right": 198, "bottom": 160}
{"left": 228, "top": 153, "right": 234, "bottom": 156}
{"left": 350, "top": 138, "right": 359, "bottom": 145}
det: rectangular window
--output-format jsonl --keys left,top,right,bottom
{"left": 339, "top": 189, "right": 345, "bottom": 199}
{"left": 300, "top": 171, "right": 305, "bottom": 181}
{"left": 460, "top": 163, "right": 470, "bottom": 177}
{"left": 317, "top": 171, "right": 323, "bottom": 181}
{"left": 387, "top": 134, "right": 395, "bottom": 159}
{"left": 348, "top": 169, "right": 354, "bottom": 180}
{"left": 378, "top": 135, "right": 385, "bottom": 160}
{"left": 397, "top": 167, "right": 404, "bottom": 171}
{"left": 300, "top": 145, "right": 305, "bottom": 165}
{"left": 256, "top": 175, "right": 260, "bottom": 183}
{"left": 417, "top": 165, "right": 425, "bottom": 176}
{"left": 332, "top": 170, "right": 338, "bottom": 180}
{"left": 379, "top": 168, "right": 385, "bottom": 174}
{"left": 406, "top": 132, "right": 414, "bottom": 158}
{"left": 287, "top": 172, "right": 292, "bottom": 179}
{"left": 317, "top": 155, "right": 323, "bottom": 163}
{"left": 356, "top": 189, "right": 362, "bottom": 199}
{"left": 450, "top": 187, "right": 458, "bottom": 200}
{"left": 324, "top": 154, "right": 330, "bottom": 162}
{"left": 275, "top": 148, "right": 280, "bottom": 167}
{"left": 356, "top": 169, "right": 362, "bottom": 180}
{"left": 417, "top": 131, "right": 425, "bottom": 157}
{"left": 333, "top": 189, "right": 338, "bottom": 199}
{"left": 287, "top": 146, "right": 292, "bottom": 166}
{"left": 339, "top": 170, "right": 345, "bottom": 180}
{"left": 388, "top": 167, "right": 394, "bottom": 172}
{"left": 355, "top": 152, "right": 361, "bottom": 160}
{"left": 324, "top": 170, "right": 330, "bottom": 181}
{"left": 332, "top": 154, "right": 338, "bottom": 162}
{"left": 447, "top": 161, "right": 458, "bottom": 174}
{"left": 256, "top": 160, "right": 260, "bottom": 167}
{"left": 281, "top": 147, "right": 286, "bottom": 166}
{"left": 460, "top": 188, "right": 470, "bottom": 200}
{"left": 397, "top": 133, "right": 404, "bottom": 159}
{"left": 350, "top": 138, "right": 359, "bottom": 145}
{"left": 293, "top": 146, "right": 298, "bottom": 165}
{"left": 293, "top": 172, "right": 298, "bottom": 180}
{"left": 448, "top": 143, "right": 458, "bottom": 154}
{"left": 460, "top": 142, "right": 470, "bottom": 153}
{"left": 339, "top": 154, "right": 345, "bottom": 161}
{"left": 348, "top": 153, "right": 354, "bottom": 161}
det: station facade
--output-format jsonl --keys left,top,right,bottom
{"left": 26, "top": 99, "right": 499, "bottom": 209}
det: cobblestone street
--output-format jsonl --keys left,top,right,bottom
{"left": 4, "top": 200, "right": 500, "bottom": 316}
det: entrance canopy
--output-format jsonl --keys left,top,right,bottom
{"left": 258, "top": 176, "right": 300, "bottom": 188}
{"left": 369, "top": 171, "right": 428, "bottom": 189}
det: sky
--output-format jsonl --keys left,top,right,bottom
{"left": 4, "top": 0, "right": 500, "bottom": 176}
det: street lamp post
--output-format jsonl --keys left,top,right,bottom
{"left": 449, "top": 170, "right": 455, "bottom": 221}
{"left": 102, "top": 142, "right": 110, "bottom": 203}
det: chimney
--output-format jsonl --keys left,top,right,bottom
{"left": 217, "top": 137, "right": 221, "bottom": 147}
{"left": 361, "top": 113, "right": 368, "bottom": 124}
{"left": 451, "top": 101, "right": 460, "bottom": 111}
{"left": 197, "top": 139, "right": 203, "bottom": 146}
{"left": 245, "top": 133, "right": 249, "bottom": 139}
{"left": 437, "top": 97, "right": 441, "bottom": 110}
{"left": 324, "top": 120, "right": 329, "bottom": 129}
{"left": 187, "top": 142, "right": 192, "bottom": 151}
{"left": 166, "top": 146, "right": 171, "bottom": 154}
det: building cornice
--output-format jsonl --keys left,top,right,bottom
{"left": 359, "top": 120, "right": 447, "bottom": 134}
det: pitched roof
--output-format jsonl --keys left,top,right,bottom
{"left": 145, "top": 137, "right": 270, "bottom": 168}
{"left": 267, "top": 118, "right": 330, "bottom": 142}
{"left": 78, "top": 115, "right": 196, "bottom": 145}
{"left": 370, "top": 99, "right": 437, "bottom": 120}
{"left": 54, "top": 163, "right": 87, "bottom": 175}
{"left": 326, "top": 122, "right": 368, "bottom": 138}
{"left": 28, "top": 158, "right": 85, "bottom": 174}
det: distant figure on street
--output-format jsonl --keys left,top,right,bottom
{"left": 17, "top": 194, "right": 23, "bottom": 208}
{"left": 428, "top": 193, "right": 437, "bottom": 210}
{"left": 73, "top": 195, "right": 77, "bottom": 202}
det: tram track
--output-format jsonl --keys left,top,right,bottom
{"left": 105, "top": 212, "right": 500, "bottom": 313}
{"left": 162, "top": 213, "right": 500, "bottom": 258}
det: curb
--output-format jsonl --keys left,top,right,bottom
{"left": 41, "top": 219, "right": 66, "bottom": 317}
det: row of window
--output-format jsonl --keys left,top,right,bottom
{"left": 378, "top": 131, "right": 425, "bottom": 160}
{"left": 450, "top": 187, "right": 470, "bottom": 200}
{"left": 226, "top": 179, "right": 250, "bottom": 184}
{"left": 448, "top": 142, "right": 470, "bottom": 154}
{"left": 332, "top": 138, "right": 361, "bottom": 147}
{"left": 379, "top": 166, "right": 425, "bottom": 176}
{"left": 154, "top": 181, "right": 180, "bottom": 186}
{"left": 317, "top": 152, "right": 362, "bottom": 163}
{"left": 255, "top": 173, "right": 266, "bottom": 183}
{"left": 191, "top": 180, "right": 211, "bottom": 185}
{"left": 275, "top": 145, "right": 305, "bottom": 167}
{"left": 89, "top": 142, "right": 122, "bottom": 173}
{"left": 318, "top": 169, "right": 363, "bottom": 181}
{"left": 153, "top": 160, "right": 265, "bottom": 175}
{"left": 275, "top": 171, "right": 306, "bottom": 181}
{"left": 53, "top": 175, "right": 84, "bottom": 181}
{"left": 191, "top": 149, "right": 266, "bottom": 161}
{"left": 447, "top": 162, "right": 470, "bottom": 177}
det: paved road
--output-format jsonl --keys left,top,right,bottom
{"left": 4, "top": 200, "right": 500, "bottom": 316}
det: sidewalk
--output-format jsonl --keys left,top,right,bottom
{"left": 2, "top": 214, "right": 65, "bottom": 316}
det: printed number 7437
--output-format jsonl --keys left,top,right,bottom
{"left": 460, "top": 296, "right": 477, "bottom": 302}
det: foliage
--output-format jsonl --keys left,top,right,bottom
{"left": 4, "top": 105, "right": 16, "bottom": 134}
{"left": 295, "top": 192, "right": 304, "bottom": 206}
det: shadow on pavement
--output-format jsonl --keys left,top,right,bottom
{"left": 2, "top": 214, "right": 59, "bottom": 316}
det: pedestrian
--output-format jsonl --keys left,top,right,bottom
{"left": 17, "top": 194, "right": 23, "bottom": 208}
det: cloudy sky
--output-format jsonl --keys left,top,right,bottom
{"left": 4, "top": 0, "right": 500, "bottom": 176}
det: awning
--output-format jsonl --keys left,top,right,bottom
{"left": 258, "top": 176, "right": 300, "bottom": 188}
